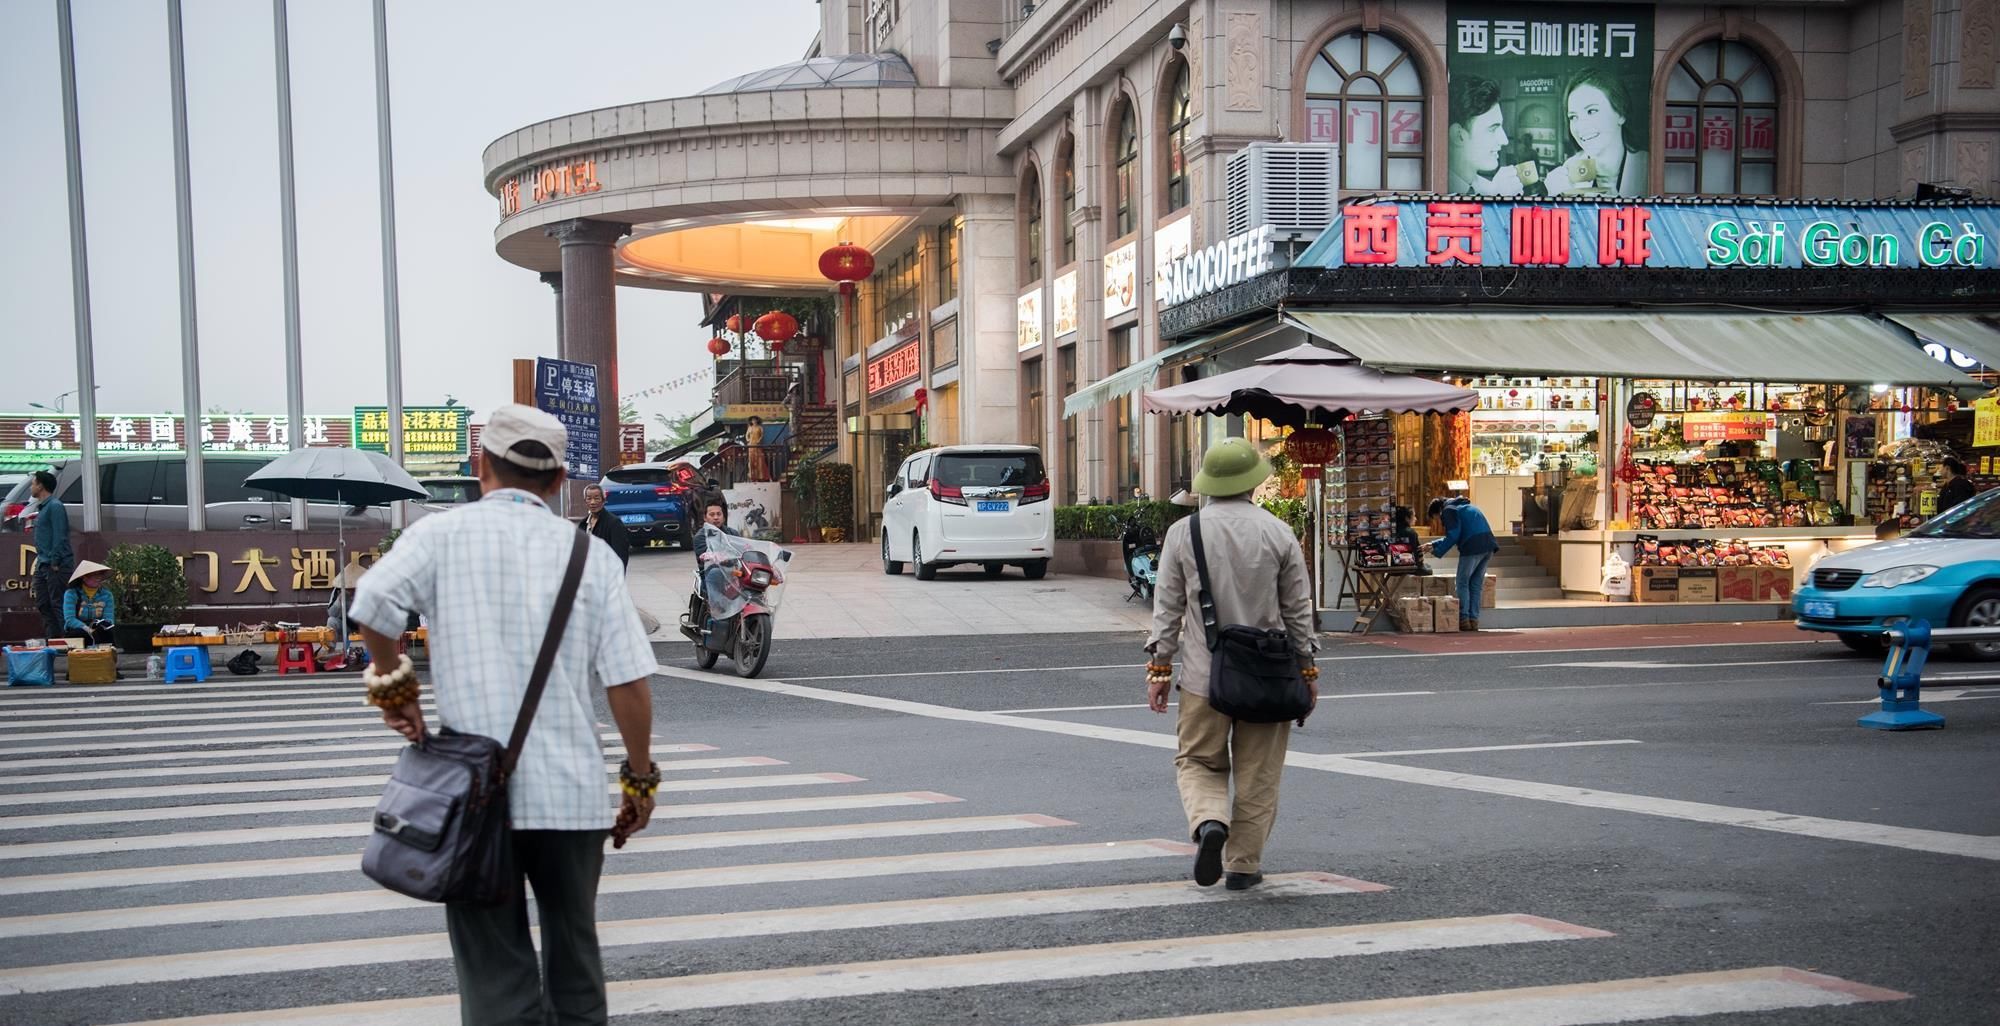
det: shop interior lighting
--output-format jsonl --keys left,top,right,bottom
{"left": 1872, "top": 383, "right": 1891, "bottom": 393}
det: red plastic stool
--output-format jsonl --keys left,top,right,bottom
{"left": 275, "top": 642, "right": 319, "bottom": 675}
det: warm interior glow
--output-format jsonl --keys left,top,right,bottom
{"left": 618, "top": 213, "right": 911, "bottom": 291}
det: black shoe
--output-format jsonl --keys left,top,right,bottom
{"left": 1224, "top": 871, "right": 1264, "bottom": 891}
{"left": 1191, "top": 821, "right": 1228, "bottom": 887}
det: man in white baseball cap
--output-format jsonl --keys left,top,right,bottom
{"left": 349, "top": 402, "right": 659, "bottom": 1024}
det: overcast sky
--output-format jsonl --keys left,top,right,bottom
{"left": 0, "top": 0, "right": 818, "bottom": 428}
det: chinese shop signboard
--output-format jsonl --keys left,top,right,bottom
{"left": 1445, "top": 2, "right": 1655, "bottom": 197}
{"left": 533, "top": 358, "right": 601, "bottom": 480}
{"left": 1681, "top": 411, "right": 1772, "bottom": 442}
{"left": 1296, "top": 200, "right": 1999, "bottom": 271}
{"left": 352, "top": 407, "right": 470, "bottom": 458}
{"left": 0, "top": 414, "right": 349, "bottom": 458}
{"left": 866, "top": 340, "right": 922, "bottom": 395}
{"left": 1974, "top": 398, "right": 2000, "bottom": 448}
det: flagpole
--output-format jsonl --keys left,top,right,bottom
{"left": 273, "top": 0, "right": 307, "bottom": 531}
{"left": 56, "top": 0, "right": 100, "bottom": 532}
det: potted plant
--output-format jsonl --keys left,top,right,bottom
{"left": 814, "top": 461, "right": 853, "bottom": 543}
{"left": 105, "top": 543, "right": 189, "bottom": 652}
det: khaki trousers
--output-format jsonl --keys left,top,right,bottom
{"left": 1174, "top": 689, "right": 1291, "bottom": 873}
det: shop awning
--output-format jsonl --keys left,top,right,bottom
{"left": 652, "top": 419, "right": 727, "bottom": 463}
{"left": 1061, "top": 318, "right": 1288, "bottom": 419}
{"left": 1885, "top": 313, "right": 2000, "bottom": 370}
{"left": 1284, "top": 310, "right": 1979, "bottom": 388}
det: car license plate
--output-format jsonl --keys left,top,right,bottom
{"left": 1802, "top": 600, "right": 1837, "bottom": 619}
{"left": 619, "top": 514, "right": 648, "bottom": 525}
{"left": 976, "top": 500, "right": 1010, "bottom": 513}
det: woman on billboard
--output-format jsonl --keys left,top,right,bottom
{"left": 1544, "top": 68, "right": 1647, "bottom": 196}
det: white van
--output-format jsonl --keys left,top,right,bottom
{"left": 881, "top": 445, "right": 1054, "bottom": 580}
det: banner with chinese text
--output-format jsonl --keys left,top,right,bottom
{"left": 533, "top": 357, "right": 601, "bottom": 480}
{"left": 1445, "top": 2, "right": 1654, "bottom": 197}
{"left": 0, "top": 414, "right": 349, "bottom": 459}
{"left": 1298, "top": 199, "right": 2000, "bottom": 270}
{"left": 352, "top": 407, "right": 469, "bottom": 458}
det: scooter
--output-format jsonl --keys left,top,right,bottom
{"left": 679, "top": 526, "right": 791, "bottom": 678}
{"left": 1121, "top": 517, "right": 1161, "bottom": 603}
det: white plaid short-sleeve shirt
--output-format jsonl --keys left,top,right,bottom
{"left": 350, "top": 488, "right": 657, "bottom": 830}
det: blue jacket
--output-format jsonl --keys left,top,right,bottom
{"left": 63, "top": 584, "right": 115, "bottom": 632}
{"left": 33, "top": 496, "right": 73, "bottom": 568}
{"left": 1431, "top": 498, "right": 1499, "bottom": 558}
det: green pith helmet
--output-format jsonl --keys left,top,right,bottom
{"left": 1192, "top": 437, "right": 1273, "bottom": 497}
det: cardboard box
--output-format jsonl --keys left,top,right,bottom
{"left": 1677, "top": 567, "right": 1718, "bottom": 603}
{"left": 1395, "top": 596, "right": 1434, "bottom": 633}
{"left": 1717, "top": 566, "right": 1759, "bottom": 602}
{"left": 65, "top": 647, "right": 117, "bottom": 684}
{"left": 1635, "top": 566, "right": 1679, "bottom": 603}
{"left": 1420, "top": 575, "right": 1455, "bottom": 597}
{"left": 1432, "top": 595, "right": 1462, "bottom": 628}
{"left": 1760, "top": 567, "right": 1795, "bottom": 601}
{"left": 1484, "top": 573, "right": 1499, "bottom": 609}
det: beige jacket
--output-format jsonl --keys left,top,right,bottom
{"left": 1147, "top": 497, "right": 1318, "bottom": 697}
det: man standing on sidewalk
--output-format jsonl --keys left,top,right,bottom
{"left": 28, "top": 471, "right": 72, "bottom": 640}
{"left": 580, "top": 483, "right": 632, "bottom": 567}
{"left": 1145, "top": 439, "right": 1318, "bottom": 891}
{"left": 1429, "top": 495, "right": 1499, "bottom": 632}
{"left": 350, "top": 405, "right": 659, "bottom": 1026}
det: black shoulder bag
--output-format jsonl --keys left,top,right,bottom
{"left": 1188, "top": 513, "right": 1314, "bottom": 724}
{"left": 362, "top": 529, "right": 591, "bottom": 906}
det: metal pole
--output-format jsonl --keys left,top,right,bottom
{"left": 371, "top": 0, "right": 405, "bottom": 527}
{"left": 56, "top": 0, "right": 99, "bottom": 533}
{"left": 273, "top": 0, "right": 306, "bottom": 531}
{"left": 166, "top": 0, "right": 205, "bottom": 530}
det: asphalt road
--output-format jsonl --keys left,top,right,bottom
{"left": 0, "top": 625, "right": 1994, "bottom": 1025}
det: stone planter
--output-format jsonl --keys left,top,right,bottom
{"left": 1053, "top": 539, "right": 1126, "bottom": 580}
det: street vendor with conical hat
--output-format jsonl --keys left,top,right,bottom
{"left": 63, "top": 561, "right": 117, "bottom": 646}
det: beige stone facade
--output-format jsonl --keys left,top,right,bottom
{"left": 484, "top": 0, "right": 2000, "bottom": 524}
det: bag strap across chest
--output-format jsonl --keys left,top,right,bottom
{"left": 500, "top": 529, "right": 592, "bottom": 780}
{"left": 1188, "top": 513, "right": 1222, "bottom": 653}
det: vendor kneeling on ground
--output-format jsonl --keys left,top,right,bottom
{"left": 63, "top": 561, "right": 116, "bottom": 647}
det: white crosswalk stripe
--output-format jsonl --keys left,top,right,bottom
{"left": 0, "top": 677, "right": 1912, "bottom": 1025}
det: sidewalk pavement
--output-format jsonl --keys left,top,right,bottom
{"left": 624, "top": 543, "right": 1154, "bottom": 641}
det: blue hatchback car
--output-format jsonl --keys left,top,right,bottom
{"left": 1795, "top": 485, "right": 2000, "bottom": 658}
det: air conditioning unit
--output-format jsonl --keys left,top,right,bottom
{"left": 1225, "top": 142, "right": 1340, "bottom": 238}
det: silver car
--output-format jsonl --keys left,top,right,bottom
{"left": 46, "top": 455, "right": 402, "bottom": 530}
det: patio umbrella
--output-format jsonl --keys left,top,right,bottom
{"left": 247, "top": 448, "right": 427, "bottom": 659}
{"left": 1143, "top": 343, "right": 1478, "bottom": 424}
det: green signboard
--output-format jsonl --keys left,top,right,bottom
{"left": 1445, "top": 2, "right": 1655, "bottom": 197}
{"left": 352, "top": 406, "right": 469, "bottom": 458}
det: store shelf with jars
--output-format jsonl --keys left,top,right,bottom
{"left": 1467, "top": 376, "right": 1601, "bottom": 477}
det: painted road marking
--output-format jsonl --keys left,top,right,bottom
{"left": 0, "top": 754, "right": 773, "bottom": 788}
{"left": 0, "top": 694, "right": 441, "bottom": 716}
{"left": 1333, "top": 740, "right": 1643, "bottom": 759}
{"left": 0, "top": 731, "right": 685, "bottom": 757}
{"left": 1816, "top": 688, "right": 2000, "bottom": 706}
{"left": 0, "top": 740, "right": 705, "bottom": 772}
{"left": 0, "top": 791, "right": 965, "bottom": 861}
{"left": 990, "top": 692, "right": 1434, "bottom": 713}
{"left": 1515, "top": 658, "right": 1830, "bottom": 670}
{"left": 0, "top": 839, "right": 1192, "bottom": 938}
{"left": 1078, "top": 966, "right": 1907, "bottom": 1024}
{"left": 0, "top": 873, "right": 1384, "bottom": 994}
{"left": 0, "top": 770, "right": 855, "bottom": 809}
{"left": 0, "top": 717, "right": 448, "bottom": 743}
{"left": 0, "top": 677, "right": 371, "bottom": 697}
{"left": 101, "top": 915, "right": 1608, "bottom": 1025}
{"left": 0, "top": 705, "right": 432, "bottom": 729}
{"left": 660, "top": 665, "right": 2000, "bottom": 862}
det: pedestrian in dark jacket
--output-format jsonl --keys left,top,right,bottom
{"left": 580, "top": 483, "right": 631, "bottom": 567}
{"left": 28, "top": 471, "right": 72, "bottom": 640}
{"left": 1428, "top": 496, "right": 1499, "bottom": 632}
{"left": 1938, "top": 457, "right": 1978, "bottom": 514}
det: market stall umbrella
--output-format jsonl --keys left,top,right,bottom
{"left": 246, "top": 448, "right": 427, "bottom": 658}
{"left": 1143, "top": 343, "right": 1478, "bottom": 425}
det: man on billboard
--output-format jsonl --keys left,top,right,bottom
{"left": 1446, "top": 76, "right": 1526, "bottom": 196}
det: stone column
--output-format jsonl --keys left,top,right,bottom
{"left": 956, "top": 193, "right": 1020, "bottom": 449}
{"left": 545, "top": 218, "right": 627, "bottom": 502}
{"left": 539, "top": 271, "right": 564, "bottom": 354}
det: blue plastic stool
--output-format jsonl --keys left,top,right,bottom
{"left": 4, "top": 647, "right": 55, "bottom": 687}
{"left": 163, "top": 645, "right": 212, "bottom": 683}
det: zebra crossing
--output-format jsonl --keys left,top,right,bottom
{"left": 0, "top": 673, "right": 1910, "bottom": 1024}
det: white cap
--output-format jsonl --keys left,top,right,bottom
{"left": 481, "top": 404, "right": 567, "bottom": 471}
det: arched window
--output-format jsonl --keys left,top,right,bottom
{"left": 1113, "top": 102, "right": 1138, "bottom": 238}
{"left": 1057, "top": 137, "right": 1077, "bottom": 266}
{"left": 1163, "top": 63, "right": 1192, "bottom": 213}
{"left": 1304, "top": 30, "right": 1425, "bottom": 190}
{"left": 1021, "top": 167, "right": 1044, "bottom": 284}
{"left": 1664, "top": 40, "right": 1779, "bottom": 195}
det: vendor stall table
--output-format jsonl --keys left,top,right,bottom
{"left": 1346, "top": 563, "right": 1426, "bottom": 634}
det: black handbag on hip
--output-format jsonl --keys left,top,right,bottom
{"left": 1188, "top": 513, "right": 1314, "bottom": 724}
{"left": 361, "top": 529, "right": 591, "bottom": 906}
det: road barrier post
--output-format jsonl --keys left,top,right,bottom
{"left": 1862, "top": 621, "right": 1945, "bottom": 731}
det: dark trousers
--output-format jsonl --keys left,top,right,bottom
{"left": 445, "top": 829, "right": 609, "bottom": 1026}
{"left": 32, "top": 564, "right": 68, "bottom": 640}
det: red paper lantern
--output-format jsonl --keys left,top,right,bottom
{"left": 725, "top": 314, "right": 747, "bottom": 334}
{"left": 706, "top": 336, "right": 730, "bottom": 357}
{"left": 818, "top": 241, "right": 875, "bottom": 311}
{"left": 1285, "top": 427, "right": 1339, "bottom": 479}
{"left": 754, "top": 311, "right": 799, "bottom": 343}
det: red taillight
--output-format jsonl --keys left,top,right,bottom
{"left": 1021, "top": 482, "right": 1051, "bottom": 505}
{"left": 655, "top": 487, "right": 673, "bottom": 498}
{"left": 928, "top": 480, "right": 967, "bottom": 506}
{"left": 2, "top": 503, "right": 21, "bottom": 520}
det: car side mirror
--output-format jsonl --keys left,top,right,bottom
{"left": 886, "top": 483, "right": 901, "bottom": 498}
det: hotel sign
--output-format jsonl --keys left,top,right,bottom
{"left": 867, "top": 340, "right": 922, "bottom": 395}
{"left": 498, "top": 158, "right": 605, "bottom": 217}
{"left": 1157, "top": 226, "right": 1285, "bottom": 309}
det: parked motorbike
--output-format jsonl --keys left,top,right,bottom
{"left": 679, "top": 525, "right": 791, "bottom": 678}
{"left": 1121, "top": 516, "right": 1161, "bottom": 603}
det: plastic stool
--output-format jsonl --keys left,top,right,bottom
{"left": 162, "top": 645, "right": 211, "bottom": 683}
{"left": 275, "top": 642, "right": 319, "bottom": 676}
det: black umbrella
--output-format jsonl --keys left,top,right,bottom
{"left": 247, "top": 448, "right": 428, "bottom": 657}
